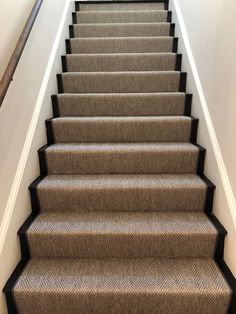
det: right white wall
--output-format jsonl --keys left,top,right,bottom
{"left": 176, "top": 0, "right": 236, "bottom": 194}
{"left": 169, "top": 0, "right": 236, "bottom": 274}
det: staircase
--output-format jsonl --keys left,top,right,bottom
{"left": 4, "top": 1, "right": 235, "bottom": 313}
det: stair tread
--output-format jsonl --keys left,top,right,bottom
{"left": 50, "top": 115, "right": 192, "bottom": 123}
{"left": 28, "top": 211, "right": 216, "bottom": 235}
{"left": 45, "top": 142, "right": 198, "bottom": 151}
{"left": 76, "top": 10, "right": 168, "bottom": 13}
{"left": 73, "top": 22, "right": 171, "bottom": 26}
{"left": 14, "top": 258, "right": 230, "bottom": 293}
{"left": 65, "top": 52, "right": 177, "bottom": 56}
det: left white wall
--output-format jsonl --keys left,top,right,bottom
{"left": 0, "top": 0, "right": 35, "bottom": 78}
{"left": 0, "top": 0, "right": 73, "bottom": 313}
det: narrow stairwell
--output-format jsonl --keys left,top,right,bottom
{"left": 3, "top": 1, "right": 236, "bottom": 313}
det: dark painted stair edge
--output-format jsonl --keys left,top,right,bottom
{"left": 74, "top": 0, "right": 170, "bottom": 12}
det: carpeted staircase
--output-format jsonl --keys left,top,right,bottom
{"left": 4, "top": 1, "right": 235, "bottom": 313}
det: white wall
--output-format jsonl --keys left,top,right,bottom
{"left": 0, "top": 0, "right": 73, "bottom": 313}
{"left": 169, "top": 0, "right": 236, "bottom": 274}
{"left": 0, "top": 0, "right": 35, "bottom": 78}
{"left": 176, "top": 0, "right": 236, "bottom": 198}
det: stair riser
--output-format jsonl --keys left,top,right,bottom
{"left": 32, "top": 185, "right": 209, "bottom": 212}
{"left": 26, "top": 233, "right": 217, "bottom": 258}
{"left": 63, "top": 54, "right": 181, "bottom": 72}
{"left": 46, "top": 117, "right": 195, "bottom": 144}
{"left": 77, "top": 2, "right": 166, "bottom": 12}
{"left": 58, "top": 72, "right": 185, "bottom": 94}
{"left": 68, "top": 37, "right": 176, "bottom": 54}
{"left": 74, "top": 11, "right": 169, "bottom": 24}
{"left": 71, "top": 23, "right": 173, "bottom": 38}
{"left": 39, "top": 148, "right": 201, "bottom": 175}
{"left": 53, "top": 93, "right": 190, "bottom": 117}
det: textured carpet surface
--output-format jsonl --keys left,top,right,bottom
{"left": 73, "top": 22, "right": 171, "bottom": 37}
{"left": 36, "top": 174, "right": 208, "bottom": 212}
{"left": 27, "top": 211, "right": 218, "bottom": 258}
{"left": 76, "top": 10, "right": 168, "bottom": 23}
{"left": 43, "top": 142, "right": 200, "bottom": 174}
{"left": 10, "top": 1, "right": 232, "bottom": 313}
{"left": 65, "top": 53, "right": 177, "bottom": 72}
{"left": 60, "top": 71, "right": 181, "bottom": 93}
{"left": 69, "top": 37, "right": 175, "bottom": 53}
{"left": 14, "top": 258, "right": 230, "bottom": 314}
{"left": 48, "top": 116, "right": 193, "bottom": 143}
{"left": 56, "top": 92, "right": 186, "bottom": 116}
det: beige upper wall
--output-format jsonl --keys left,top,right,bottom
{"left": 176, "top": 0, "right": 236, "bottom": 199}
{"left": 0, "top": 0, "right": 35, "bottom": 78}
